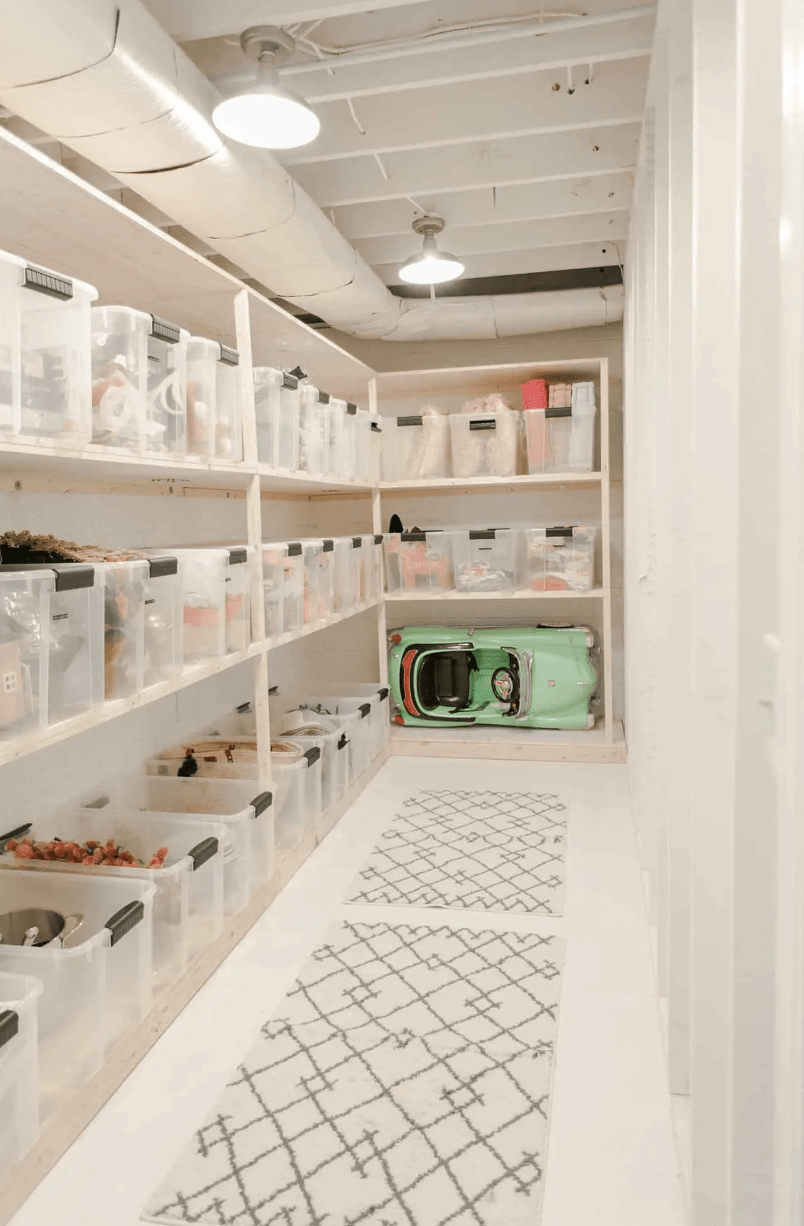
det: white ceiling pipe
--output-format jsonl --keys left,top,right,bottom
{"left": 212, "top": 3, "right": 658, "bottom": 88}
{"left": 0, "top": 0, "right": 624, "bottom": 340}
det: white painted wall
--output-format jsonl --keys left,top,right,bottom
{"left": 624, "top": 1, "right": 804, "bottom": 1223}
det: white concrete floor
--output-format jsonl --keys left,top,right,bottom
{"left": 11, "top": 758, "right": 686, "bottom": 1226}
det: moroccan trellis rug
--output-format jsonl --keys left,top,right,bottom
{"left": 144, "top": 920, "right": 563, "bottom": 1226}
{"left": 346, "top": 790, "right": 568, "bottom": 915}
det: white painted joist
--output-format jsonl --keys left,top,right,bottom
{"left": 356, "top": 210, "right": 630, "bottom": 266}
{"left": 372, "top": 241, "right": 626, "bottom": 285}
{"left": 281, "top": 58, "right": 649, "bottom": 164}
{"left": 332, "top": 173, "right": 633, "bottom": 240}
{"left": 292, "top": 123, "right": 642, "bottom": 206}
{"left": 283, "top": 19, "right": 654, "bottom": 103}
{"left": 143, "top": 0, "right": 439, "bottom": 42}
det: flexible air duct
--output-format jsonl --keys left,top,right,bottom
{"left": 0, "top": 0, "right": 624, "bottom": 340}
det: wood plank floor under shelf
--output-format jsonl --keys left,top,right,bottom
{"left": 390, "top": 721, "right": 626, "bottom": 764}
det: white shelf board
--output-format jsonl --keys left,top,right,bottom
{"left": 391, "top": 720, "right": 625, "bottom": 764}
{"left": 0, "top": 440, "right": 257, "bottom": 489}
{"left": 0, "top": 744, "right": 390, "bottom": 1226}
{"left": 0, "top": 645, "right": 264, "bottom": 768}
{"left": 386, "top": 588, "right": 608, "bottom": 602}
{"left": 0, "top": 601, "right": 382, "bottom": 765}
{"left": 0, "top": 127, "right": 373, "bottom": 403}
{"left": 375, "top": 358, "right": 604, "bottom": 400}
{"left": 259, "top": 464, "right": 375, "bottom": 496}
{"left": 379, "top": 472, "right": 602, "bottom": 496}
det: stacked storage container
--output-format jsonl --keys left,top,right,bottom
{"left": 0, "top": 973, "right": 41, "bottom": 1177}
{"left": 358, "top": 534, "right": 384, "bottom": 604}
{"left": 381, "top": 413, "right": 450, "bottom": 482}
{"left": 449, "top": 406, "right": 523, "bottom": 478}
{"left": 332, "top": 538, "right": 362, "bottom": 615}
{"left": 293, "top": 695, "right": 374, "bottom": 781}
{"left": 523, "top": 380, "right": 597, "bottom": 474}
{"left": 273, "top": 711, "right": 350, "bottom": 818}
{"left": 0, "top": 252, "right": 96, "bottom": 445}
{"left": 90, "top": 308, "right": 188, "bottom": 455}
{"left": 76, "top": 776, "right": 274, "bottom": 918}
{"left": 0, "top": 871, "right": 154, "bottom": 1115}
{"left": 186, "top": 338, "right": 243, "bottom": 462}
{"left": 142, "top": 556, "right": 183, "bottom": 687}
{"left": 0, "top": 564, "right": 104, "bottom": 732}
{"left": 303, "top": 540, "right": 334, "bottom": 624}
{"left": 298, "top": 384, "right": 328, "bottom": 476}
{"left": 453, "top": 529, "right": 521, "bottom": 594}
{"left": 384, "top": 531, "right": 456, "bottom": 596}
{"left": 301, "top": 683, "right": 391, "bottom": 761}
{"left": 3, "top": 812, "right": 225, "bottom": 989}
{"left": 159, "top": 547, "right": 251, "bottom": 663}
{"left": 518, "top": 526, "right": 598, "bottom": 591}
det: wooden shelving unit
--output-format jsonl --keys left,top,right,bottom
{"left": 376, "top": 357, "right": 619, "bottom": 751}
{"left": 0, "top": 124, "right": 624, "bottom": 1221}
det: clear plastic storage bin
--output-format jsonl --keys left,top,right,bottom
{"left": 453, "top": 529, "right": 521, "bottom": 594}
{"left": 5, "top": 811, "right": 224, "bottom": 989}
{"left": 384, "top": 532, "right": 456, "bottom": 596}
{"left": 358, "top": 534, "right": 384, "bottom": 604}
{"left": 0, "top": 870, "right": 154, "bottom": 1115}
{"left": 332, "top": 538, "right": 361, "bottom": 615}
{"left": 298, "top": 385, "right": 328, "bottom": 476}
{"left": 95, "top": 560, "right": 149, "bottom": 701}
{"left": 143, "top": 556, "right": 183, "bottom": 687}
{"left": 0, "top": 570, "right": 52, "bottom": 738}
{"left": 77, "top": 776, "right": 274, "bottom": 918}
{"left": 255, "top": 367, "right": 300, "bottom": 468}
{"left": 262, "top": 544, "right": 285, "bottom": 639}
{"left": 449, "top": 410, "right": 523, "bottom": 478}
{"left": 273, "top": 711, "right": 349, "bottom": 816}
{"left": 271, "top": 746, "right": 306, "bottom": 852}
{"left": 351, "top": 408, "right": 373, "bottom": 484}
{"left": 161, "top": 548, "right": 249, "bottom": 663}
{"left": 0, "top": 252, "right": 96, "bottom": 444}
{"left": 518, "top": 526, "right": 598, "bottom": 591}
{"left": 294, "top": 695, "right": 374, "bottom": 781}
{"left": 0, "top": 563, "right": 104, "bottom": 727}
{"left": 0, "top": 973, "right": 41, "bottom": 1178}
{"left": 525, "top": 384, "right": 597, "bottom": 474}
{"left": 91, "top": 307, "right": 188, "bottom": 455}
{"left": 302, "top": 683, "right": 390, "bottom": 761}
{"left": 265, "top": 542, "right": 304, "bottom": 638}
{"left": 323, "top": 397, "right": 348, "bottom": 478}
{"left": 147, "top": 736, "right": 258, "bottom": 781}
{"left": 381, "top": 414, "right": 450, "bottom": 482}
{"left": 186, "top": 338, "right": 242, "bottom": 462}
{"left": 303, "top": 539, "right": 334, "bottom": 624}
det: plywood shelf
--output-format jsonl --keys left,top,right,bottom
{"left": 379, "top": 472, "right": 602, "bottom": 496}
{"left": 391, "top": 720, "right": 625, "bottom": 764}
{"left": 0, "top": 440, "right": 259, "bottom": 489}
{"left": 267, "top": 598, "right": 383, "bottom": 648}
{"left": 385, "top": 588, "right": 608, "bottom": 602}
{"left": 259, "top": 464, "right": 375, "bottom": 497}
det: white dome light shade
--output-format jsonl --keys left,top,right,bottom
{"left": 212, "top": 64, "right": 320, "bottom": 150}
{"left": 398, "top": 219, "right": 465, "bottom": 285}
{"left": 399, "top": 251, "right": 466, "bottom": 285}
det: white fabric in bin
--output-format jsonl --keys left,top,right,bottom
{"left": 0, "top": 870, "right": 154, "bottom": 1117}
{"left": 76, "top": 775, "right": 274, "bottom": 918}
{"left": 449, "top": 409, "right": 523, "bottom": 478}
{"left": 6, "top": 811, "right": 225, "bottom": 988}
{"left": 0, "top": 972, "right": 41, "bottom": 1177}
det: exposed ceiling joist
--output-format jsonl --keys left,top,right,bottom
{"left": 330, "top": 173, "right": 633, "bottom": 239}
{"left": 142, "top": 0, "right": 439, "bottom": 43}
{"left": 292, "top": 123, "right": 642, "bottom": 206}
{"left": 355, "top": 210, "right": 628, "bottom": 266}
{"left": 281, "top": 57, "right": 648, "bottom": 164}
{"left": 371, "top": 239, "right": 626, "bottom": 285}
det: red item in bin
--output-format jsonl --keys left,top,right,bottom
{"left": 521, "top": 379, "right": 548, "bottom": 410}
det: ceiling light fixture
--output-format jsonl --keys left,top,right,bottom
{"left": 212, "top": 27, "right": 320, "bottom": 150}
{"left": 398, "top": 216, "right": 465, "bottom": 285}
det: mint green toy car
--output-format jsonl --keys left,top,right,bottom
{"left": 388, "top": 624, "right": 598, "bottom": 730}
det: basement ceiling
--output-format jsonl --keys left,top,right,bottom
{"left": 143, "top": 0, "right": 650, "bottom": 296}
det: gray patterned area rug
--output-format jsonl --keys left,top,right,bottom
{"left": 346, "top": 790, "right": 567, "bottom": 916}
{"left": 144, "top": 920, "right": 563, "bottom": 1226}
